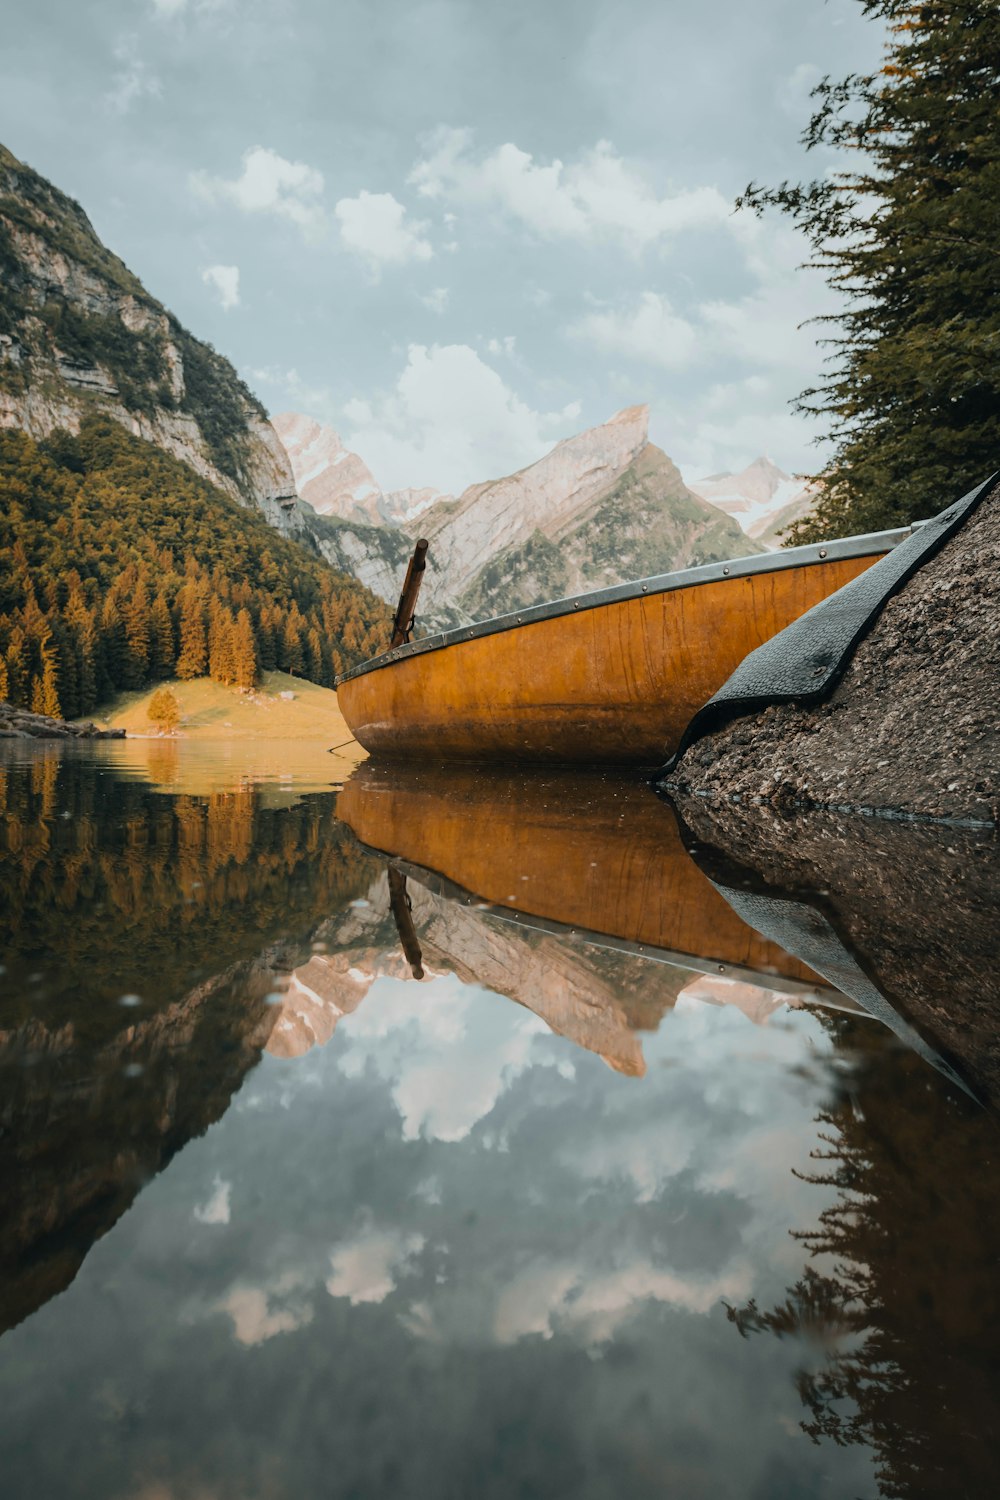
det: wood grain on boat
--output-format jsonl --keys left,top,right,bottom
{"left": 338, "top": 547, "right": 895, "bottom": 764}
{"left": 337, "top": 764, "right": 827, "bottom": 992}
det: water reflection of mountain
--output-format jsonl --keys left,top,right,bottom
{"left": 271, "top": 867, "right": 842, "bottom": 1076}
{"left": 0, "top": 753, "right": 378, "bottom": 1337}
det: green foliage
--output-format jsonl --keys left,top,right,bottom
{"left": 741, "top": 0, "right": 1000, "bottom": 540}
{"left": 0, "top": 418, "right": 391, "bottom": 716}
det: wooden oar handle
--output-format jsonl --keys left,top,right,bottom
{"left": 390, "top": 539, "right": 429, "bottom": 648}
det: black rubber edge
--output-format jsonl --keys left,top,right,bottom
{"left": 657, "top": 469, "right": 1000, "bottom": 780}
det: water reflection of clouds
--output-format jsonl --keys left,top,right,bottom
{"left": 327, "top": 1222, "right": 426, "bottom": 1305}
{"left": 493, "top": 1255, "right": 753, "bottom": 1347}
{"left": 337, "top": 974, "right": 565, "bottom": 1142}
{"left": 0, "top": 960, "right": 870, "bottom": 1498}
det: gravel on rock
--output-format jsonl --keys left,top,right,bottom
{"left": 667, "top": 480, "right": 1000, "bottom": 823}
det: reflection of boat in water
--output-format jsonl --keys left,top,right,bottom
{"left": 336, "top": 529, "right": 912, "bottom": 764}
{"left": 335, "top": 762, "right": 833, "bottom": 999}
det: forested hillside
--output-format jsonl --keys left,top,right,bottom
{"left": 0, "top": 418, "right": 391, "bottom": 718}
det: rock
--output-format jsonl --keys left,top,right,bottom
{"left": 668, "top": 479, "right": 1000, "bottom": 823}
{"left": 0, "top": 702, "right": 125, "bottom": 740}
{"left": 0, "top": 142, "right": 302, "bottom": 535}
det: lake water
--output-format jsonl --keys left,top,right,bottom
{"left": 0, "top": 741, "right": 997, "bottom": 1499}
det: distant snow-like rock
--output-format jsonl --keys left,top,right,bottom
{"left": 688, "top": 457, "right": 817, "bottom": 548}
{"left": 271, "top": 412, "right": 383, "bottom": 524}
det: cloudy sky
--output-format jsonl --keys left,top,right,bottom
{"left": 1, "top": 0, "right": 885, "bottom": 493}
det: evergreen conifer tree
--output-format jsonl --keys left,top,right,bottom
{"left": 741, "top": 0, "right": 1000, "bottom": 540}
{"left": 233, "top": 608, "right": 257, "bottom": 691}
{"left": 100, "top": 594, "right": 127, "bottom": 687}
{"left": 150, "top": 593, "right": 176, "bottom": 679}
{"left": 176, "top": 583, "right": 208, "bottom": 679}
{"left": 123, "top": 579, "right": 151, "bottom": 689}
{"left": 64, "top": 585, "right": 98, "bottom": 714}
{"left": 39, "top": 640, "right": 61, "bottom": 718}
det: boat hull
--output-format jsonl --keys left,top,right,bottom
{"left": 336, "top": 764, "right": 829, "bottom": 994}
{"left": 337, "top": 538, "right": 903, "bottom": 764}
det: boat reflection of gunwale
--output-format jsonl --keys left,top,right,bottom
{"left": 336, "top": 765, "right": 838, "bottom": 1000}
{"left": 379, "top": 851, "right": 853, "bottom": 1009}
{"left": 336, "top": 526, "right": 913, "bottom": 764}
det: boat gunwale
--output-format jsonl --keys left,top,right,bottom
{"left": 366, "top": 849, "right": 857, "bottom": 1009}
{"left": 336, "top": 524, "right": 914, "bottom": 686}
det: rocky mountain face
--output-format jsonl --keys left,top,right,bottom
{"left": 276, "top": 404, "right": 758, "bottom": 630}
{"left": 689, "top": 457, "right": 817, "bottom": 549}
{"left": 0, "top": 141, "right": 301, "bottom": 531}
{"left": 273, "top": 411, "right": 440, "bottom": 529}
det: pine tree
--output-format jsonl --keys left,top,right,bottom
{"left": 4, "top": 634, "right": 27, "bottom": 707}
{"left": 176, "top": 583, "right": 207, "bottom": 679}
{"left": 123, "top": 579, "right": 151, "bottom": 689}
{"left": 233, "top": 608, "right": 257, "bottom": 691}
{"left": 64, "top": 585, "right": 98, "bottom": 714}
{"left": 150, "top": 593, "right": 176, "bottom": 679}
{"left": 282, "top": 613, "right": 304, "bottom": 676}
{"left": 208, "top": 601, "right": 237, "bottom": 686}
{"left": 39, "top": 640, "right": 61, "bottom": 718}
{"left": 0, "top": 653, "right": 8, "bottom": 703}
{"left": 100, "top": 594, "right": 127, "bottom": 688}
{"left": 741, "top": 0, "right": 1000, "bottom": 540}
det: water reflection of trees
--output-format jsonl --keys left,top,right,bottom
{"left": 0, "top": 752, "right": 377, "bottom": 1025}
{"left": 0, "top": 753, "right": 378, "bottom": 1337}
{"left": 728, "top": 1018, "right": 1000, "bottom": 1499}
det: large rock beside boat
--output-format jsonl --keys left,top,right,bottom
{"left": 665, "top": 477, "right": 1000, "bottom": 822}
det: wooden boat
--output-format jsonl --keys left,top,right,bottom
{"left": 336, "top": 527, "right": 914, "bottom": 764}
{"left": 337, "top": 763, "right": 846, "bottom": 1002}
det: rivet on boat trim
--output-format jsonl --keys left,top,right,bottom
{"left": 723, "top": 566, "right": 730, "bottom": 575}
{"left": 819, "top": 548, "right": 828, "bottom": 558}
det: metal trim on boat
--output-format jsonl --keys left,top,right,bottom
{"left": 384, "top": 854, "right": 858, "bottom": 1009}
{"left": 335, "top": 525, "right": 914, "bottom": 686}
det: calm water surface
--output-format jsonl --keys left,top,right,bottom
{"left": 0, "top": 742, "right": 997, "bottom": 1500}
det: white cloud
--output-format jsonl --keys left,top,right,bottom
{"left": 201, "top": 263, "right": 240, "bottom": 310}
{"left": 493, "top": 1255, "right": 752, "bottom": 1347}
{"left": 249, "top": 364, "right": 336, "bottom": 420}
{"left": 571, "top": 291, "right": 698, "bottom": 370}
{"left": 339, "top": 975, "right": 558, "bottom": 1141}
{"left": 105, "top": 37, "right": 161, "bottom": 115}
{"left": 419, "top": 286, "right": 450, "bottom": 314}
{"left": 193, "top": 1174, "right": 231, "bottom": 1225}
{"left": 334, "top": 191, "right": 433, "bottom": 274}
{"left": 410, "top": 129, "right": 729, "bottom": 251}
{"left": 218, "top": 1274, "right": 313, "bottom": 1345}
{"left": 340, "top": 344, "right": 578, "bottom": 495}
{"left": 486, "top": 335, "right": 517, "bottom": 357}
{"left": 326, "top": 1224, "right": 425, "bottom": 1305}
{"left": 191, "top": 146, "right": 325, "bottom": 240}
